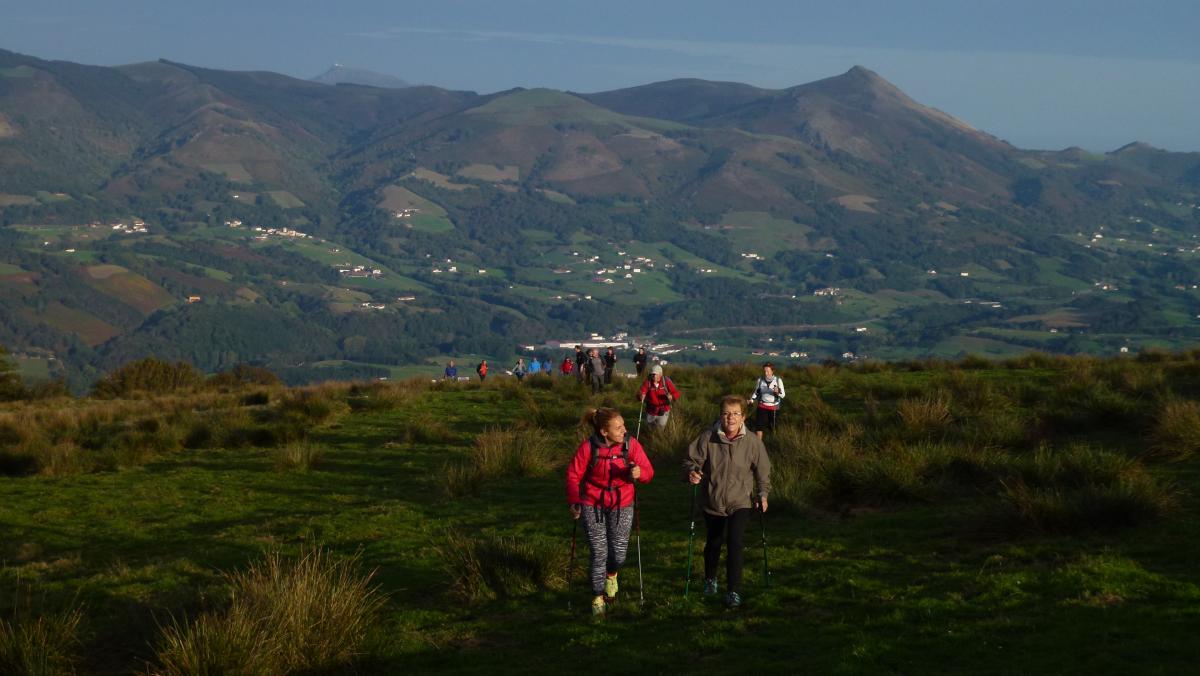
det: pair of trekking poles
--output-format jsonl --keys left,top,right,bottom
{"left": 567, "top": 400, "right": 771, "bottom": 609}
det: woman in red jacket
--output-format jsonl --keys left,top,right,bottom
{"left": 566, "top": 407, "right": 655, "bottom": 616}
{"left": 637, "top": 364, "right": 680, "bottom": 431}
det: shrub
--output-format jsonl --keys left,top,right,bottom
{"left": 958, "top": 354, "right": 994, "bottom": 370}
{"left": 0, "top": 345, "right": 27, "bottom": 402}
{"left": 152, "top": 548, "right": 383, "bottom": 675}
{"left": 207, "top": 364, "right": 281, "bottom": 390}
{"left": 0, "top": 607, "right": 83, "bottom": 676}
{"left": 439, "top": 531, "right": 564, "bottom": 604}
{"left": 1148, "top": 400, "right": 1200, "bottom": 461}
{"left": 92, "top": 358, "right": 204, "bottom": 399}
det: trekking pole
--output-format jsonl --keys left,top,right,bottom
{"left": 684, "top": 483, "right": 698, "bottom": 598}
{"left": 567, "top": 516, "right": 579, "bottom": 610}
{"left": 634, "top": 494, "right": 644, "bottom": 605}
{"left": 758, "top": 500, "right": 772, "bottom": 588}
{"left": 635, "top": 397, "right": 645, "bottom": 439}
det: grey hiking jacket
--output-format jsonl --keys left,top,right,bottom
{"left": 683, "top": 423, "right": 771, "bottom": 516}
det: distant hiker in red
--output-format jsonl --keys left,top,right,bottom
{"left": 476, "top": 360, "right": 488, "bottom": 382}
{"left": 560, "top": 355, "right": 574, "bottom": 377}
{"left": 637, "top": 364, "right": 680, "bottom": 431}
{"left": 566, "top": 407, "right": 655, "bottom": 616}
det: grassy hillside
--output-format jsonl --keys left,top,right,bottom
{"left": 4, "top": 49, "right": 1200, "bottom": 388}
{"left": 3, "top": 353, "right": 1200, "bottom": 673}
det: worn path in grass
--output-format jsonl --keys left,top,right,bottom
{"left": 2, "top": 375, "right": 1200, "bottom": 674}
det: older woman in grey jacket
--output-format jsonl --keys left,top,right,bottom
{"left": 684, "top": 394, "right": 771, "bottom": 608}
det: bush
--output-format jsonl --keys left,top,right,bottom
{"left": 152, "top": 548, "right": 383, "bottom": 675}
{"left": 92, "top": 358, "right": 204, "bottom": 399}
{"left": 0, "top": 607, "right": 83, "bottom": 676}
{"left": 207, "top": 364, "right": 281, "bottom": 390}
{"left": 439, "top": 531, "right": 564, "bottom": 604}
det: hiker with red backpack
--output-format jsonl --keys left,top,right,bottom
{"left": 637, "top": 364, "right": 680, "bottom": 431}
{"left": 566, "top": 407, "right": 655, "bottom": 616}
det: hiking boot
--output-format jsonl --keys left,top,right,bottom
{"left": 591, "top": 595, "right": 606, "bottom": 616}
{"left": 703, "top": 578, "right": 719, "bottom": 596}
{"left": 725, "top": 591, "right": 742, "bottom": 608}
{"left": 604, "top": 574, "right": 619, "bottom": 599}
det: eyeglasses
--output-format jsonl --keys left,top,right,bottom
{"left": 721, "top": 411, "right": 744, "bottom": 418}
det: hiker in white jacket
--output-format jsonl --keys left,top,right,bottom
{"left": 748, "top": 362, "right": 785, "bottom": 439}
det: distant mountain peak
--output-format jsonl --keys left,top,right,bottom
{"left": 1111, "top": 141, "right": 1162, "bottom": 154}
{"left": 310, "top": 64, "right": 410, "bottom": 89}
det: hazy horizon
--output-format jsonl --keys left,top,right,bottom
{"left": 3, "top": 0, "right": 1199, "bottom": 152}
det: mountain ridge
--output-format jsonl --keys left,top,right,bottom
{"left": 2, "top": 48, "right": 1199, "bottom": 387}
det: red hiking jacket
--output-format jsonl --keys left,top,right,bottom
{"left": 565, "top": 435, "right": 654, "bottom": 509}
{"left": 638, "top": 377, "right": 680, "bottom": 416}
{"left": 561, "top": 358, "right": 574, "bottom": 375}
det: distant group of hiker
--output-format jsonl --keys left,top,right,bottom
{"left": 444, "top": 345, "right": 658, "bottom": 394}
{"left": 566, "top": 362, "right": 784, "bottom": 615}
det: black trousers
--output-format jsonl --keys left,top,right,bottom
{"left": 703, "top": 508, "right": 752, "bottom": 593}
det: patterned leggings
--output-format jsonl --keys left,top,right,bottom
{"left": 582, "top": 504, "right": 635, "bottom": 595}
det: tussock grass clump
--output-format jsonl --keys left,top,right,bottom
{"left": 152, "top": 549, "right": 383, "bottom": 675}
{"left": 471, "top": 426, "right": 556, "bottom": 478}
{"left": 994, "top": 476, "right": 1177, "bottom": 535}
{"left": 989, "top": 445, "right": 1179, "bottom": 534}
{"left": 896, "top": 392, "right": 953, "bottom": 439}
{"left": 0, "top": 607, "right": 83, "bottom": 676}
{"left": 641, "top": 415, "right": 705, "bottom": 465}
{"left": 440, "top": 426, "right": 556, "bottom": 496}
{"left": 439, "top": 531, "right": 564, "bottom": 604}
{"left": 275, "top": 390, "right": 351, "bottom": 426}
{"left": 398, "top": 411, "right": 454, "bottom": 445}
{"left": 441, "top": 460, "right": 483, "bottom": 498}
{"left": 346, "top": 380, "right": 423, "bottom": 412}
{"left": 1148, "top": 400, "right": 1200, "bottom": 462}
{"left": 274, "top": 439, "right": 324, "bottom": 472}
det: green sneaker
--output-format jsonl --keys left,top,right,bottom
{"left": 604, "top": 574, "right": 619, "bottom": 599}
{"left": 591, "top": 596, "right": 606, "bottom": 616}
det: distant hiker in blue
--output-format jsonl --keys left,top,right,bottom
{"left": 529, "top": 357, "right": 541, "bottom": 375}
{"left": 444, "top": 360, "right": 457, "bottom": 381}
{"left": 514, "top": 358, "right": 528, "bottom": 383}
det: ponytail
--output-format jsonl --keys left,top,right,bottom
{"left": 581, "top": 407, "right": 621, "bottom": 435}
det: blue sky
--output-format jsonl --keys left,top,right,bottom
{"left": 3, "top": 0, "right": 1199, "bottom": 151}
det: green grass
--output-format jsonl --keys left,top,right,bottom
{"left": 267, "top": 190, "right": 305, "bottom": 209}
{"left": 3, "top": 359, "right": 1200, "bottom": 673}
{"left": 34, "top": 191, "right": 72, "bottom": 204}
{"left": 0, "top": 65, "right": 36, "bottom": 78}
{"left": 0, "top": 263, "right": 23, "bottom": 275}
